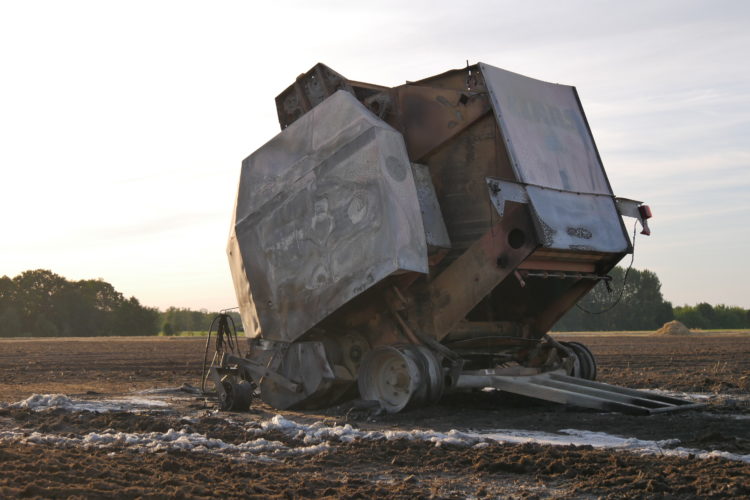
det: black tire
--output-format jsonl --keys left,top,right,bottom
{"left": 568, "top": 341, "right": 597, "bottom": 381}
{"left": 220, "top": 379, "right": 253, "bottom": 411}
{"left": 412, "top": 345, "right": 445, "bottom": 405}
{"left": 560, "top": 341, "right": 591, "bottom": 380}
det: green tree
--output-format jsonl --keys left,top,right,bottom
{"left": 555, "top": 267, "right": 673, "bottom": 331}
{"left": 113, "top": 297, "right": 160, "bottom": 336}
{"left": 12, "top": 270, "right": 69, "bottom": 334}
{"left": 33, "top": 314, "right": 59, "bottom": 337}
{"left": 0, "top": 307, "right": 22, "bottom": 337}
{"left": 0, "top": 275, "right": 15, "bottom": 308}
{"left": 3, "top": 269, "right": 233, "bottom": 337}
{"left": 4, "top": 269, "right": 161, "bottom": 337}
{"left": 675, "top": 303, "right": 750, "bottom": 329}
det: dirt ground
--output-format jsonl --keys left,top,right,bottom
{"left": 0, "top": 334, "right": 749, "bottom": 499}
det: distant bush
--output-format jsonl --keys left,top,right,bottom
{"left": 0, "top": 269, "right": 243, "bottom": 338}
{"left": 554, "top": 267, "right": 749, "bottom": 331}
{"left": 0, "top": 270, "right": 159, "bottom": 337}
{"left": 674, "top": 303, "right": 750, "bottom": 330}
{"left": 157, "top": 307, "right": 242, "bottom": 336}
{"left": 555, "top": 267, "right": 673, "bottom": 331}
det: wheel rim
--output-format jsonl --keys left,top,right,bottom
{"left": 358, "top": 346, "right": 422, "bottom": 413}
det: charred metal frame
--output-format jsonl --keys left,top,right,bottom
{"left": 218, "top": 62, "right": 677, "bottom": 414}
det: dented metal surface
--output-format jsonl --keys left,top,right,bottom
{"left": 486, "top": 178, "right": 629, "bottom": 252}
{"left": 222, "top": 62, "right": 665, "bottom": 414}
{"left": 232, "top": 90, "right": 427, "bottom": 343}
{"left": 480, "top": 64, "right": 612, "bottom": 195}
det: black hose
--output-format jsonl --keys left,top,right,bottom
{"left": 200, "top": 315, "right": 222, "bottom": 393}
{"left": 576, "top": 220, "right": 639, "bottom": 315}
{"left": 200, "top": 310, "right": 243, "bottom": 393}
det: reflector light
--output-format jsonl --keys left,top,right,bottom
{"left": 638, "top": 205, "right": 652, "bottom": 220}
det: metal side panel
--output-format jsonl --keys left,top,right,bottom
{"left": 525, "top": 186, "right": 629, "bottom": 252}
{"left": 411, "top": 163, "right": 450, "bottom": 250}
{"left": 230, "top": 90, "right": 428, "bottom": 342}
{"left": 479, "top": 63, "right": 612, "bottom": 196}
{"left": 226, "top": 220, "right": 262, "bottom": 339}
{"left": 486, "top": 178, "right": 629, "bottom": 253}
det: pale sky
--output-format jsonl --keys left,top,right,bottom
{"left": 1, "top": 1, "right": 749, "bottom": 310}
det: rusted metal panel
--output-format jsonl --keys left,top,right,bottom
{"left": 232, "top": 90, "right": 428, "bottom": 343}
{"left": 392, "top": 86, "right": 491, "bottom": 161}
{"left": 411, "top": 66, "right": 486, "bottom": 92}
{"left": 420, "top": 113, "right": 513, "bottom": 259}
{"left": 517, "top": 260, "right": 596, "bottom": 273}
{"left": 424, "top": 204, "right": 538, "bottom": 341}
{"left": 275, "top": 63, "right": 355, "bottom": 129}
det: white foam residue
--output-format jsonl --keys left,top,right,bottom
{"left": 650, "top": 388, "right": 750, "bottom": 405}
{"left": 107, "top": 398, "right": 169, "bottom": 408}
{"left": 248, "top": 415, "right": 750, "bottom": 464}
{"left": 135, "top": 384, "right": 202, "bottom": 396}
{"left": 478, "top": 428, "right": 750, "bottom": 464}
{"left": 8, "top": 394, "right": 169, "bottom": 413}
{"left": 0, "top": 426, "right": 323, "bottom": 462}
{"left": 651, "top": 390, "right": 713, "bottom": 401}
{"left": 4, "top": 397, "right": 748, "bottom": 464}
{"left": 250, "top": 414, "right": 483, "bottom": 448}
{"left": 10, "top": 394, "right": 76, "bottom": 410}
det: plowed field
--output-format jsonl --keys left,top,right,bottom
{"left": 1, "top": 334, "right": 748, "bottom": 499}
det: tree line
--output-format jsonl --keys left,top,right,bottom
{"left": 0, "top": 270, "right": 239, "bottom": 337}
{"left": 160, "top": 307, "right": 242, "bottom": 335}
{"left": 1, "top": 268, "right": 747, "bottom": 337}
{"left": 554, "top": 267, "right": 750, "bottom": 331}
{"left": 673, "top": 303, "right": 750, "bottom": 330}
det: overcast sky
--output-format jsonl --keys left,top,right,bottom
{"left": 1, "top": 0, "right": 748, "bottom": 310}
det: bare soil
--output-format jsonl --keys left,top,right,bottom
{"left": 1, "top": 334, "right": 749, "bottom": 499}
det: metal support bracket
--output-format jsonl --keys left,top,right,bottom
{"left": 485, "top": 178, "right": 528, "bottom": 217}
{"left": 615, "top": 197, "right": 651, "bottom": 236}
{"left": 225, "top": 354, "right": 301, "bottom": 393}
{"left": 208, "top": 366, "right": 228, "bottom": 401}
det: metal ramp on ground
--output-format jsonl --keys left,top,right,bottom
{"left": 457, "top": 371, "right": 704, "bottom": 415}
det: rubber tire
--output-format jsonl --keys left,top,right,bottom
{"left": 220, "top": 379, "right": 253, "bottom": 411}
{"left": 560, "top": 341, "right": 588, "bottom": 380}
{"left": 568, "top": 341, "right": 597, "bottom": 381}
{"left": 563, "top": 341, "right": 594, "bottom": 381}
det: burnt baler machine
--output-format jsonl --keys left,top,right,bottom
{"left": 210, "top": 62, "right": 696, "bottom": 415}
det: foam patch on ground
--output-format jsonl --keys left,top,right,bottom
{"left": 248, "top": 415, "right": 750, "bottom": 464}
{"left": 135, "top": 384, "right": 202, "bottom": 395}
{"left": 249, "top": 414, "right": 486, "bottom": 447}
{"left": 3, "top": 396, "right": 748, "bottom": 464}
{"left": 649, "top": 389, "right": 750, "bottom": 409}
{"left": 6, "top": 394, "right": 169, "bottom": 412}
{"left": 0, "top": 427, "right": 323, "bottom": 463}
{"left": 482, "top": 428, "right": 750, "bottom": 463}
